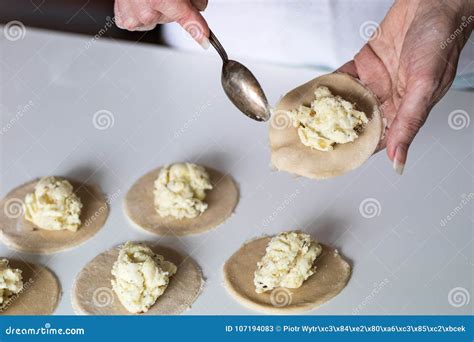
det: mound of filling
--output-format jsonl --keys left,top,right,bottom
{"left": 254, "top": 231, "right": 322, "bottom": 293}
{"left": 24, "top": 176, "right": 83, "bottom": 232}
{"left": 111, "top": 242, "right": 177, "bottom": 313}
{"left": 0, "top": 259, "right": 23, "bottom": 310}
{"left": 154, "top": 163, "right": 213, "bottom": 219}
{"left": 287, "top": 86, "right": 369, "bottom": 151}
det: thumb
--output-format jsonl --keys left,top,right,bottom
{"left": 387, "top": 85, "right": 431, "bottom": 175}
{"left": 157, "top": 0, "right": 210, "bottom": 49}
{"left": 178, "top": 11, "right": 210, "bottom": 49}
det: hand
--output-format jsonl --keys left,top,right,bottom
{"left": 338, "top": 0, "right": 472, "bottom": 174}
{"left": 114, "top": 0, "right": 210, "bottom": 48}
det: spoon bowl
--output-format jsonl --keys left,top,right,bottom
{"left": 210, "top": 31, "right": 271, "bottom": 122}
{"left": 221, "top": 60, "right": 270, "bottom": 122}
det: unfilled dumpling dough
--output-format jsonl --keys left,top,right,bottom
{"left": 0, "top": 178, "right": 109, "bottom": 254}
{"left": 0, "top": 259, "right": 60, "bottom": 315}
{"left": 72, "top": 243, "right": 203, "bottom": 315}
{"left": 223, "top": 236, "right": 351, "bottom": 313}
{"left": 124, "top": 166, "right": 239, "bottom": 236}
{"left": 270, "top": 72, "right": 384, "bottom": 179}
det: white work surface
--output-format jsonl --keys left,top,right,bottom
{"left": 0, "top": 28, "right": 473, "bottom": 315}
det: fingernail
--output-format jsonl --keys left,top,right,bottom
{"left": 199, "top": 36, "right": 210, "bottom": 50}
{"left": 393, "top": 145, "right": 406, "bottom": 175}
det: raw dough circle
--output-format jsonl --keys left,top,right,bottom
{"left": 72, "top": 243, "right": 204, "bottom": 315}
{"left": 0, "top": 178, "right": 109, "bottom": 254}
{"left": 124, "top": 166, "right": 239, "bottom": 236}
{"left": 0, "top": 259, "right": 61, "bottom": 315}
{"left": 223, "top": 236, "right": 351, "bottom": 313}
{"left": 269, "top": 72, "right": 384, "bottom": 179}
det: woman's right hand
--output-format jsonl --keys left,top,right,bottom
{"left": 114, "top": 0, "right": 210, "bottom": 49}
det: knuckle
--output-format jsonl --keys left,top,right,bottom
{"left": 125, "top": 19, "right": 140, "bottom": 30}
{"left": 177, "top": 12, "right": 192, "bottom": 25}
{"left": 401, "top": 116, "right": 426, "bottom": 135}
{"left": 114, "top": 12, "right": 126, "bottom": 28}
{"left": 137, "top": 11, "right": 157, "bottom": 25}
{"left": 115, "top": 17, "right": 125, "bottom": 28}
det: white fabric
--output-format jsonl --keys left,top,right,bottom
{"left": 162, "top": 0, "right": 473, "bottom": 81}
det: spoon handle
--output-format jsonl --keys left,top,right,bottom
{"left": 209, "top": 30, "right": 228, "bottom": 62}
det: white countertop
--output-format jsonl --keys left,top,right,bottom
{"left": 0, "top": 27, "right": 472, "bottom": 315}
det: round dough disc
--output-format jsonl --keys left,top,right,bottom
{"left": 124, "top": 167, "right": 239, "bottom": 236}
{"left": 72, "top": 243, "right": 204, "bottom": 315}
{"left": 269, "top": 72, "right": 384, "bottom": 179}
{"left": 0, "top": 178, "right": 109, "bottom": 254}
{"left": 0, "top": 259, "right": 61, "bottom": 315}
{"left": 223, "top": 236, "right": 351, "bottom": 313}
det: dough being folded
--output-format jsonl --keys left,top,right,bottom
{"left": 270, "top": 72, "right": 384, "bottom": 179}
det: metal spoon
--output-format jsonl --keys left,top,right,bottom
{"left": 209, "top": 31, "right": 271, "bottom": 122}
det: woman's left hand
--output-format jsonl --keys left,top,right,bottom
{"left": 338, "top": 0, "right": 472, "bottom": 174}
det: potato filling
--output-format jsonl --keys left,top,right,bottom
{"left": 287, "top": 86, "right": 369, "bottom": 151}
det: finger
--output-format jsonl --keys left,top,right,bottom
{"left": 114, "top": 0, "right": 127, "bottom": 29}
{"left": 138, "top": 0, "right": 208, "bottom": 25}
{"left": 191, "top": 0, "right": 208, "bottom": 11}
{"left": 386, "top": 84, "right": 431, "bottom": 175}
{"left": 153, "top": 0, "right": 210, "bottom": 49}
{"left": 337, "top": 59, "right": 391, "bottom": 155}
{"left": 133, "top": 24, "right": 158, "bottom": 31}
{"left": 114, "top": 0, "right": 141, "bottom": 30}
{"left": 337, "top": 60, "right": 358, "bottom": 78}
{"left": 179, "top": 11, "right": 210, "bottom": 49}
{"left": 140, "top": 12, "right": 175, "bottom": 25}
{"left": 129, "top": 2, "right": 163, "bottom": 28}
